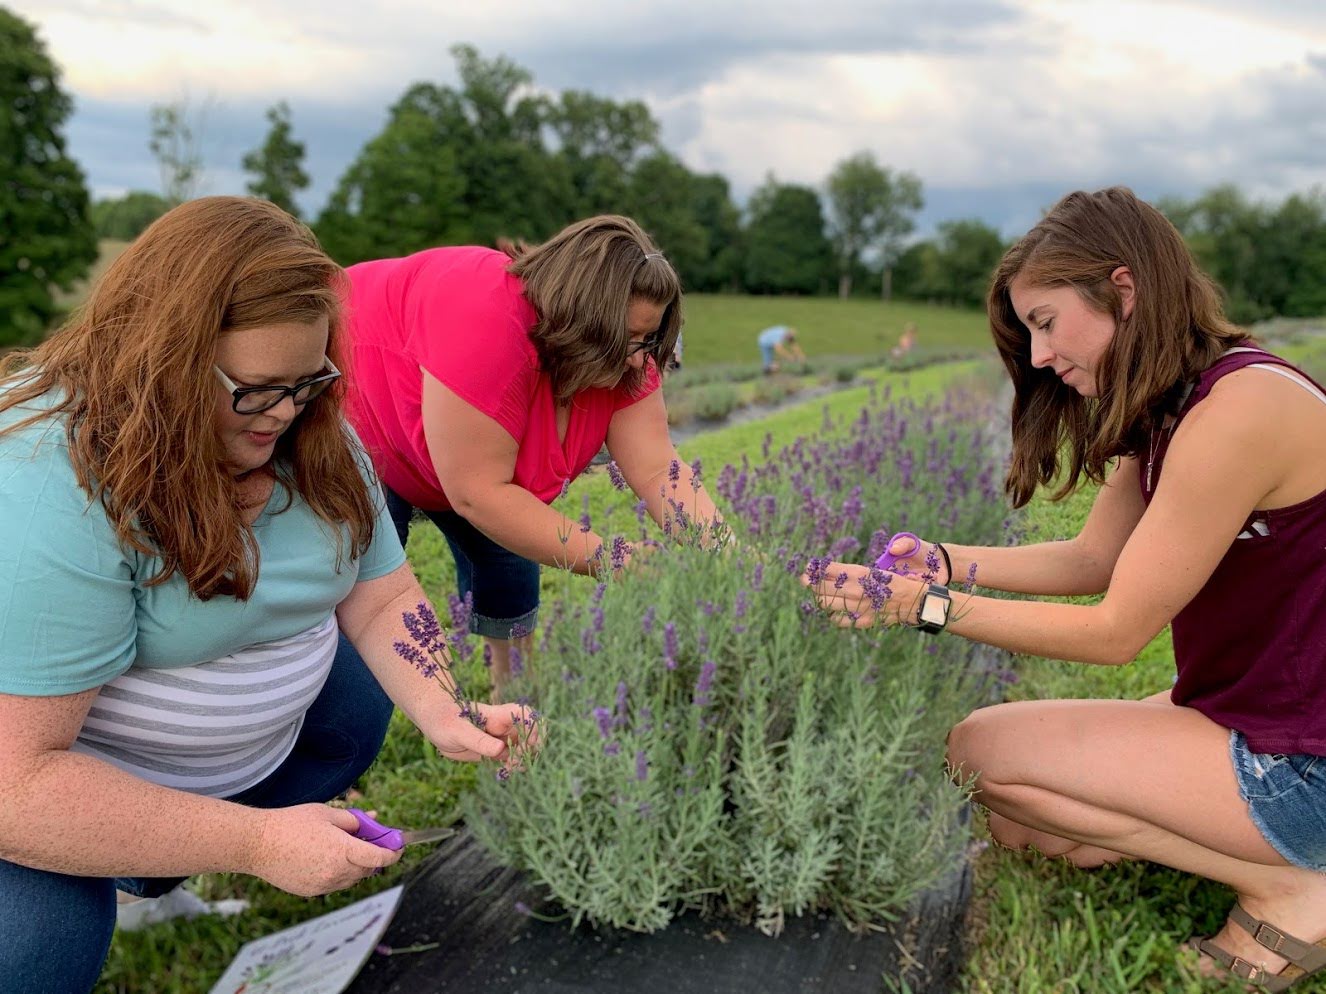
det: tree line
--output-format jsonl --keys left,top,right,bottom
{"left": 5, "top": 4, "right": 1326, "bottom": 349}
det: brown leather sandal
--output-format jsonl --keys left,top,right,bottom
{"left": 1190, "top": 904, "right": 1326, "bottom": 991}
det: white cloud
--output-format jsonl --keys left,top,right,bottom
{"left": 11, "top": 0, "right": 1326, "bottom": 227}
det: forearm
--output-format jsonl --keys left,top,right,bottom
{"left": 943, "top": 590, "right": 1146, "bottom": 666}
{"left": 346, "top": 582, "right": 468, "bottom": 741}
{"left": 0, "top": 751, "right": 261, "bottom": 878}
{"left": 943, "top": 538, "right": 1112, "bottom": 596}
{"left": 455, "top": 483, "right": 606, "bottom": 575}
{"left": 636, "top": 460, "right": 724, "bottom": 540}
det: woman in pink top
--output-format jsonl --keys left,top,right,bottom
{"left": 811, "top": 188, "right": 1326, "bottom": 989}
{"left": 344, "top": 215, "right": 721, "bottom": 691}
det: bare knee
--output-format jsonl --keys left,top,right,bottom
{"left": 946, "top": 703, "right": 1010, "bottom": 786}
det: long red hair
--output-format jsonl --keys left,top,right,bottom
{"left": 0, "top": 196, "right": 378, "bottom": 599}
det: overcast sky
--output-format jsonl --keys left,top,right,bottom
{"left": 14, "top": 0, "right": 1326, "bottom": 237}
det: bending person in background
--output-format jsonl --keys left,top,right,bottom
{"left": 0, "top": 198, "right": 525, "bottom": 994}
{"left": 343, "top": 216, "right": 722, "bottom": 694}
{"left": 810, "top": 187, "right": 1326, "bottom": 990}
{"left": 757, "top": 324, "right": 806, "bottom": 374}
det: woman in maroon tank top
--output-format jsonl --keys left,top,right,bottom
{"left": 810, "top": 187, "right": 1326, "bottom": 989}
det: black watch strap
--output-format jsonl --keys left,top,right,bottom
{"left": 916, "top": 583, "right": 952, "bottom": 634}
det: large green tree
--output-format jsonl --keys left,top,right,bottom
{"left": 0, "top": 7, "right": 97, "bottom": 346}
{"left": 743, "top": 175, "right": 832, "bottom": 295}
{"left": 545, "top": 89, "right": 659, "bottom": 216}
{"left": 317, "top": 45, "right": 570, "bottom": 263}
{"left": 825, "top": 151, "right": 923, "bottom": 299}
{"left": 242, "top": 101, "right": 309, "bottom": 217}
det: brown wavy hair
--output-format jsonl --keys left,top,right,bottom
{"left": 503, "top": 215, "right": 683, "bottom": 403}
{"left": 990, "top": 186, "right": 1247, "bottom": 508}
{"left": 0, "top": 196, "right": 378, "bottom": 600}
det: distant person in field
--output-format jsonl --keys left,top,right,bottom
{"left": 342, "top": 215, "right": 724, "bottom": 695}
{"left": 757, "top": 324, "right": 806, "bottom": 374}
{"left": 810, "top": 186, "right": 1326, "bottom": 990}
{"left": 890, "top": 322, "right": 918, "bottom": 362}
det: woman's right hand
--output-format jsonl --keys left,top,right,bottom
{"left": 877, "top": 534, "right": 950, "bottom": 584}
{"left": 246, "top": 804, "right": 401, "bottom": 897}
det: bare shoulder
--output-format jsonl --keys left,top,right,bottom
{"left": 1175, "top": 363, "right": 1326, "bottom": 507}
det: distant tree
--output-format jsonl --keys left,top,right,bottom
{"left": 0, "top": 8, "right": 97, "bottom": 346}
{"left": 1161, "top": 185, "right": 1267, "bottom": 322}
{"left": 825, "top": 151, "right": 922, "bottom": 299}
{"left": 148, "top": 98, "right": 208, "bottom": 204}
{"left": 90, "top": 191, "right": 171, "bottom": 241}
{"left": 242, "top": 101, "right": 309, "bottom": 217}
{"left": 743, "top": 176, "right": 832, "bottom": 295}
{"left": 686, "top": 172, "right": 743, "bottom": 292}
{"left": 897, "top": 219, "right": 1004, "bottom": 308}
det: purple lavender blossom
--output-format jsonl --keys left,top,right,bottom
{"left": 668, "top": 459, "right": 681, "bottom": 485}
{"left": 495, "top": 766, "right": 511, "bottom": 782}
{"left": 592, "top": 706, "right": 613, "bottom": 739}
{"left": 693, "top": 660, "right": 716, "bottom": 708}
{"left": 614, "top": 681, "right": 629, "bottom": 726}
{"left": 641, "top": 605, "right": 656, "bottom": 635}
{"left": 635, "top": 750, "right": 649, "bottom": 782}
{"left": 804, "top": 556, "right": 831, "bottom": 585}
{"left": 606, "top": 460, "right": 628, "bottom": 490}
{"left": 663, "top": 621, "right": 678, "bottom": 670}
{"left": 509, "top": 644, "right": 524, "bottom": 678}
{"left": 579, "top": 495, "right": 592, "bottom": 534}
{"left": 611, "top": 535, "right": 630, "bottom": 572}
{"left": 964, "top": 561, "right": 979, "bottom": 592}
{"left": 751, "top": 561, "right": 764, "bottom": 591}
{"left": 603, "top": 741, "right": 621, "bottom": 757}
{"left": 689, "top": 458, "right": 703, "bottom": 491}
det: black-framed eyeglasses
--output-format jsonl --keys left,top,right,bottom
{"left": 625, "top": 333, "right": 666, "bottom": 358}
{"left": 213, "top": 357, "right": 342, "bottom": 415}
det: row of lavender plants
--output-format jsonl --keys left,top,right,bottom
{"left": 461, "top": 383, "right": 1012, "bottom": 934}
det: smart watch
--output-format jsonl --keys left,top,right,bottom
{"left": 916, "top": 583, "right": 952, "bottom": 634}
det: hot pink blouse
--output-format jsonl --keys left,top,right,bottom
{"left": 343, "top": 246, "right": 659, "bottom": 511}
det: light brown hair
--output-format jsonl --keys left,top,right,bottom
{"left": 0, "top": 196, "right": 378, "bottom": 600}
{"left": 989, "top": 186, "right": 1246, "bottom": 507}
{"left": 503, "top": 215, "right": 682, "bottom": 403}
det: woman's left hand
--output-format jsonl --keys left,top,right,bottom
{"left": 429, "top": 701, "right": 539, "bottom": 763}
{"left": 804, "top": 559, "right": 929, "bottom": 629}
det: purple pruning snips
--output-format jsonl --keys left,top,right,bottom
{"left": 346, "top": 808, "right": 456, "bottom": 851}
{"left": 873, "top": 531, "right": 921, "bottom": 573}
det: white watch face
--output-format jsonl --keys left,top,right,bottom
{"left": 919, "top": 593, "right": 950, "bottom": 627}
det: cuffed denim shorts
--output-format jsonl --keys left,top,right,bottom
{"left": 384, "top": 485, "right": 540, "bottom": 640}
{"left": 1230, "top": 730, "right": 1326, "bottom": 872}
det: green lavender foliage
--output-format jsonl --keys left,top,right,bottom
{"left": 467, "top": 388, "right": 1009, "bottom": 933}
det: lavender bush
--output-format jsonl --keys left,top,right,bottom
{"left": 466, "top": 386, "right": 1010, "bottom": 934}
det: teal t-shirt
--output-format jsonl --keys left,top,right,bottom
{"left": 0, "top": 394, "right": 407, "bottom": 696}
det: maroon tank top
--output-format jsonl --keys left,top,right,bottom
{"left": 1142, "top": 347, "right": 1326, "bottom": 755}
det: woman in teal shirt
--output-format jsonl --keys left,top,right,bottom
{"left": 0, "top": 197, "right": 525, "bottom": 994}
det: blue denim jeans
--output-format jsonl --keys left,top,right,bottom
{"left": 384, "top": 485, "right": 540, "bottom": 640}
{"left": 0, "top": 632, "right": 393, "bottom": 994}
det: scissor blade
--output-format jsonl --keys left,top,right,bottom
{"left": 398, "top": 827, "right": 456, "bottom": 847}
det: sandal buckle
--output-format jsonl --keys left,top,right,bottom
{"left": 1229, "top": 957, "right": 1265, "bottom": 983}
{"left": 1253, "top": 922, "right": 1286, "bottom": 952}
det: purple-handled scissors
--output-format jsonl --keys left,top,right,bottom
{"left": 346, "top": 808, "right": 456, "bottom": 851}
{"left": 873, "top": 531, "right": 921, "bottom": 574}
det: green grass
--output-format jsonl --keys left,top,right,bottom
{"left": 681, "top": 293, "right": 993, "bottom": 366}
